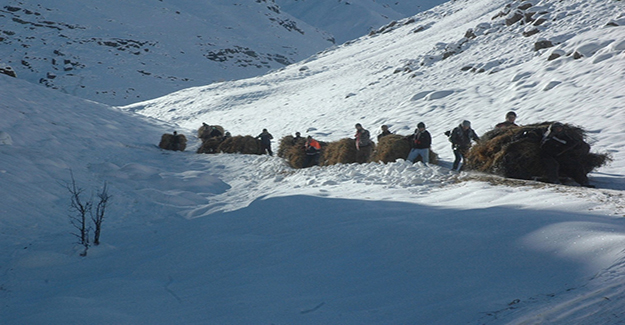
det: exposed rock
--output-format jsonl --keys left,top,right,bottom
{"left": 505, "top": 11, "right": 524, "bottom": 26}
{"left": 522, "top": 28, "right": 540, "bottom": 37}
{"left": 534, "top": 40, "right": 553, "bottom": 51}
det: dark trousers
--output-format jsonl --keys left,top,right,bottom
{"left": 261, "top": 144, "right": 273, "bottom": 156}
{"left": 452, "top": 148, "right": 466, "bottom": 171}
{"left": 541, "top": 152, "right": 589, "bottom": 186}
{"left": 303, "top": 153, "right": 320, "bottom": 168}
{"left": 356, "top": 145, "right": 372, "bottom": 164}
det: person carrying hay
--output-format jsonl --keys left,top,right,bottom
{"left": 407, "top": 122, "right": 432, "bottom": 165}
{"left": 256, "top": 129, "right": 274, "bottom": 156}
{"left": 377, "top": 125, "right": 392, "bottom": 141}
{"left": 303, "top": 136, "right": 321, "bottom": 167}
{"left": 540, "top": 122, "right": 594, "bottom": 187}
{"left": 495, "top": 111, "right": 519, "bottom": 129}
{"left": 292, "top": 132, "right": 302, "bottom": 145}
{"left": 448, "top": 120, "right": 479, "bottom": 171}
{"left": 171, "top": 131, "right": 182, "bottom": 151}
{"left": 354, "top": 123, "right": 373, "bottom": 163}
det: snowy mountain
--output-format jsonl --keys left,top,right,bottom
{"left": 274, "top": 0, "right": 446, "bottom": 43}
{"left": 0, "top": 0, "right": 334, "bottom": 105}
{"left": 2, "top": 0, "right": 625, "bottom": 323}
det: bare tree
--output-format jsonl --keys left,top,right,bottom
{"left": 91, "top": 182, "right": 111, "bottom": 246}
{"left": 67, "top": 170, "right": 91, "bottom": 256}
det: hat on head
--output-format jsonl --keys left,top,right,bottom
{"left": 417, "top": 122, "right": 425, "bottom": 129}
{"left": 506, "top": 111, "right": 517, "bottom": 118}
{"left": 462, "top": 120, "right": 471, "bottom": 127}
{"left": 549, "top": 122, "right": 564, "bottom": 131}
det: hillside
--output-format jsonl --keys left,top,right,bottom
{"left": 275, "top": 0, "right": 445, "bottom": 43}
{"left": 2, "top": 0, "right": 625, "bottom": 323}
{"left": 0, "top": 0, "right": 334, "bottom": 105}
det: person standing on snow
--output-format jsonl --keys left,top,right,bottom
{"left": 448, "top": 120, "right": 479, "bottom": 171}
{"left": 303, "top": 136, "right": 321, "bottom": 168}
{"left": 407, "top": 122, "right": 431, "bottom": 165}
{"left": 256, "top": 128, "right": 274, "bottom": 156}
{"left": 539, "top": 122, "right": 593, "bottom": 187}
{"left": 354, "top": 123, "right": 372, "bottom": 163}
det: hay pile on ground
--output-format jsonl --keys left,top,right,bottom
{"left": 197, "top": 137, "right": 224, "bottom": 154}
{"left": 278, "top": 135, "right": 306, "bottom": 168}
{"left": 371, "top": 134, "right": 439, "bottom": 164}
{"left": 372, "top": 134, "right": 410, "bottom": 163}
{"left": 218, "top": 135, "right": 264, "bottom": 155}
{"left": 277, "top": 135, "right": 304, "bottom": 158}
{"left": 465, "top": 122, "right": 610, "bottom": 182}
{"left": 158, "top": 133, "right": 187, "bottom": 151}
{"left": 198, "top": 124, "right": 225, "bottom": 141}
{"left": 322, "top": 138, "right": 360, "bottom": 166}
{"left": 278, "top": 136, "right": 329, "bottom": 168}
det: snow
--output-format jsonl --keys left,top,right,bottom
{"left": 2, "top": 0, "right": 625, "bottom": 323}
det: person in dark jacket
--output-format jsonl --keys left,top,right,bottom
{"left": 256, "top": 129, "right": 274, "bottom": 156}
{"left": 407, "top": 122, "right": 431, "bottom": 165}
{"left": 303, "top": 136, "right": 321, "bottom": 168}
{"left": 292, "top": 132, "right": 302, "bottom": 145}
{"left": 354, "top": 123, "right": 372, "bottom": 163}
{"left": 495, "top": 111, "right": 518, "bottom": 129}
{"left": 540, "top": 122, "right": 593, "bottom": 187}
{"left": 172, "top": 131, "right": 182, "bottom": 151}
{"left": 449, "top": 120, "right": 479, "bottom": 171}
{"left": 377, "top": 125, "right": 392, "bottom": 141}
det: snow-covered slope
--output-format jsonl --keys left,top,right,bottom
{"left": 0, "top": 0, "right": 334, "bottom": 105}
{"left": 2, "top": 0, "right": 625, "bottom": 323}
{"left": 125, "top": 0, "right": 625, "bottom": 174}
{"left": 275, "top": 0, "right": 446, "bottom": 43}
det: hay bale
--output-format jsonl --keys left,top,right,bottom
{"left": 281, "top": 137, "right": 328, "bottom": 169}
{"left": 218, "top": 135, "right": 264, "bottom": 154}
{"left": 465, "top": 122, "right": 610, "bottom": 182}
{"left": 159, "top": 133, "right": 187, "bottom": 151}
{"left": 371, "top": 134, "right": 439, "bottom": 164}
{"left": 372, "top": 134, "right": 411, "bottom": 163}
{"left": 321, "top": 138, "right": 359, "bottom": 166}
{"left": 277, "top": 135, "right": 305, "bottom": 158}
{"left": 198, "top": 124, "right": 225, "bottom": 140}
{"left": 197, "top": 137, "right": 223, "bottom": 154}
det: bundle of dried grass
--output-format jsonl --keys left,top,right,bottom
{"left": 159, "top": 133, "right": 187, "bottom": 151}
{"left": 218, "top": 135, "right": 263, "bottom": 154}
{"left": 278, "top": 136, "right": 305, "bottom": 167}
{"left": 197, "top": 137, "right": 224, "bottom": 154}
{"left": 321, "top": 138, "right": 359, "bottom": 166}
{"left": 371, "top": 134, "right": 439, "bottom": 164}
{"left": 277, "top": 135, "right": 304, "bottom": 158}
{"left": 372, "top": 134, "right": 410, "bottom": 163}
{"left": 466, "top": 122, "right": 610, "bottom": 181}
{"left": 198, "top": 124, "right": 225, "bottom": 141}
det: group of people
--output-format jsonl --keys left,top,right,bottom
{"left": 219, "top": 110, "right": 593, "bottom": 187}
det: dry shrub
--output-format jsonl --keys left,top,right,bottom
{"left": 218, "top": 135, "right": 263, "bottom": 154}
{"left": 466, "top": 122, "right": 610, "bottom": 181}
{"left": 198, "top": 124, "right": 225, "bottom": 140}
{"left": 159, "top": 133, "right": 187, "bottom": 151}
{"left": 197, "top": 137, "right": 223, "bottom": 154}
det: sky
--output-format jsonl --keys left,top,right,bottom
{"left": 2, "top": 0, "right": 625, "bottom": 323}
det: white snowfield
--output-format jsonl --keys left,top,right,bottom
{"left": 2, "top": 0, "right": 625, "bottom": 323}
